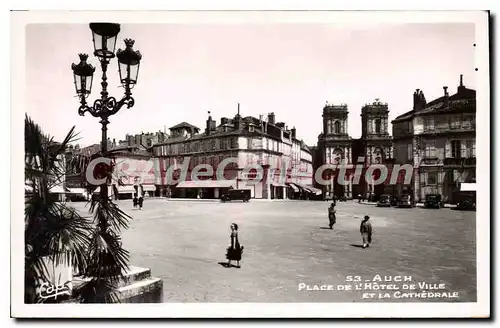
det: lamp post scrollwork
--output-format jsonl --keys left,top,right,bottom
{"left": 71, "top": 22, "right": 142, "bottom": 202}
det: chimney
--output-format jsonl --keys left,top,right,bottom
{"left": 206, "top": 111, "right": 213, "bottom": 135}
{"left": 221, "top": 117, "right": 228, "bottom": 125}
{"left": 443, "top": 86, "right": 449, "bottom": 107}
{"left": 458, "top": 74, "right": 465, "bottom": 93}
{"left": 291, "top": 127, "right": 296, "bottom": 139}
{"left": 234, "top": 104, "right": 242, "bottom": 130}
{"left": 268, "top": 112, "right": 275, "bottom": 125}
{"left": 413, "top": 89, "right": 420, "bottom": 110}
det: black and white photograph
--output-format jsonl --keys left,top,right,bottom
{"left": 10, "top": 10, "right": 490, "bottom": 318}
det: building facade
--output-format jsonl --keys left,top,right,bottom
{"left": 150, "top": 107, "right": 315, "bottom": 199}
{"left": 317, "top": 104, "right": 353, "bottom": 198}
{"left": 317, "top": 100, "right": 393, "bottom": 200}
{"left": 392, "top": 75, "right": 476, "bottom": 203}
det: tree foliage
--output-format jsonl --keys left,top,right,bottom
{"left": 24, "top": 115, "right": 131, "bottom": 303}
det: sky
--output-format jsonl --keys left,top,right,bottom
{"left": 25, "top": 23, "right": 475, "bottom": 147}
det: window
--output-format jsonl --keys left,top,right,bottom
{"left": 427, "top": 172, "right": 438, "bottom": 185}
{"left": 466, "top": 140, "right": 476, "bottom": 158}
{"left": 451, "top": 140, "right": 462, "bottom": 158}
{"left": 407, "top": 143, "right": 413, "bottom": 161}
{"left": 334, "top": 121, "right": 341, "bottom": 134}
{"left": 424, "top": 141, "right": 436, "bottom": 158}
{"left": 249, "top": 125, "right": 255, "bottom": 132}
{"left": 424, "top": 116, "right": 435, "bottom": 132}
{"left": 462, "top": 115, "right": 473, "bottom": 129}
{"left": 375, "top": 119, "right": 382, "bottom": 134}
{"left": 230, "top": 137, "right": 237, "bottom": 149}
{"left": 450, "top": 115, "right": 461, "bottom": 129}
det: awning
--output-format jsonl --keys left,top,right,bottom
{"left": 176, "top": 180, "right": 236, "bottom": 189}
{"left": 49, "top": 186, "right": 66, "bottom": 193}
{"left": 288, "top": 183, "right": 299, "bottom": 192}
{"left": 68, "top": 188, "right": 86, "bottom": 195}
{"left": 306, "top": 186, "right": 323, "bottom": 195}
{"left": 141, "top": 185, "right": 156, "bottom": 192}
{"left": 295, "top": 183, "right": 322, "bottom": 195}
{"left": 118, "top": 186, "right": 137, "bottom": 193}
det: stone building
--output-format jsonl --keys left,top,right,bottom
{"left": 392, "top": 75, "right": 476, "bottom": 203}
{"left": 351, "top": 99, "right": 393, "bottom": 199}
{"left": 317, "top": 100, "right": 393, "bottom": 200}
{"left": 317, "top": 103, "right": 353, "bottom": 198}
{"left": 150, "top": 106, "right": 315, "bottom": 199}
{"left": 122, "top": 131, "right": 169, "bottom": 148}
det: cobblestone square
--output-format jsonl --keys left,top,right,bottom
{"left": 74, "top": 199, "right": 476, "bottom": 302}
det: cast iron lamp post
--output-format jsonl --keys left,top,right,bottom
{"left": 71, "top": 23, "right": 142, "bottom": 203}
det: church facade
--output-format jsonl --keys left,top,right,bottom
{"left": 316, "top": 99, "right": 393, "bottom": 200}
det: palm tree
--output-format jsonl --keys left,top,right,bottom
{"left": 24, "top": 114, "right": 91, "bottom": 303}
{"left": 25, "top": 115, "right": 132, "bottom": 303}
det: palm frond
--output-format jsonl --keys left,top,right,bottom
{"left": 72, "top": 278, "right": 121, "bottom": 303}
{"left": 84, "top": 228, "right": 130, "bottom": 286}
{"left": 89, "top": 196, "right": 131, "bottom": 231}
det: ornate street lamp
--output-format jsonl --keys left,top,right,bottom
{"left": 71, "top": 22, "right": 142, "bottom": 201}
{"left": 89, "top": 23, "right": 121, "bottom": 61}
{"left": 71, "top": 54, "right": 95, "bottom": 97}
{"left": 117, "top": 39, "right": 142, "bottom": 91}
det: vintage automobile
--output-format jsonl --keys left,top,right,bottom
{"left": 396, "top": 194, "right": 415, "bottom": 208}
{"left": 456, "top": 199, "right": 476, "bottom": 211}
{"left": 376, "top": 194, "right": 393, "bottom": 207}
{"left": 220, "top": 189, "right": 251, "bottom": 202}
{"left": 424, "top": 194, "right": 444, "bottom": 209}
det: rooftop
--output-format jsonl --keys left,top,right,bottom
{"left": 392, "top": 75, "right": 476, "bottom": 123}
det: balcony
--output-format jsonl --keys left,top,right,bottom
{"left": 420, "top": 157, "right": 441, "bottom": 166}
{"left": 443, "top": 157, "right": 476, "bottom": 167}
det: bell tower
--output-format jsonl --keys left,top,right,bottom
{"left": 323, "top": 103, "right": 349, "bottom": 138}
{"left": 361, "top": 98, "right": 390, "bottom": 139}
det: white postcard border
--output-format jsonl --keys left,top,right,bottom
{"left": 10, "top": 10, "right": 490, "bottom": 318}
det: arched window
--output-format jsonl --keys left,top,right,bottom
{"left": 372, "top": 147, "right": 384, "bottom": 164}
{"left": 333, "top": 148, "right": 343, "bottom": 164}
{"left": 334, "top": 121, "right": 341, "bottom": 134}
{"left": 375, "top": 119, "right": 382, "bottom": 134}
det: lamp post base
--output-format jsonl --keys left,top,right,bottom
{"left": 72, "top": 266, "right": 163, "bottom": 303}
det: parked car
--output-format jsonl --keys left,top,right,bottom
{"left": 396, "top": 194, "right": 415, "bottom": 208}
{"left": 376, "top": 194, "right": 392, "bottom": 207}
{"left": 456, "top": 199, "right": 476, "bottom": 211}
{"left": 424, "top": 194, "right": 444, "bottom": 209}
{"left": 221, "top": 189, "right": 251, "bottom": 202}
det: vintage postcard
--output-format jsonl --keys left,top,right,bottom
{"left": 11, "top": 10, "right": 490, "bottom": 318}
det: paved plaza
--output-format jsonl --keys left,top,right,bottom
{"left": 74, "top": 199, "right": 476, "bottom": 302}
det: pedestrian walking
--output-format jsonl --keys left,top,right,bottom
{"left": 328, "top": 203, "right": 337, "bottom": 229}
{"left": 360, "top": 215, "right": 373, "bottom": 248}
{"left": 138, "top": 196, "right": 144, "bottom": 210}
{"left": 133, "top": 195, "right": 138, "bottom": 208}
{"left": 226, "top": 223, "right": 244, "bottom": 268}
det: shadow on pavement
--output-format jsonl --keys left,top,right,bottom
{"left": 217, "top": 261, "right": 241, "bottom": 268}
{"left": 319, "top": 227, "right": 333, "bottom": 230}
{"left": 350, "top": 244, "right": 365, "bottom": 248}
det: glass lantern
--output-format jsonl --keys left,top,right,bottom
{"left": 71, "top": 53, "right": 95, "bottom": 97}
{"left": 116, "top": 38, "right": 142, "bottom": 89}
{"left": 89, "top": 23, "right": 121, "bottom": 60}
